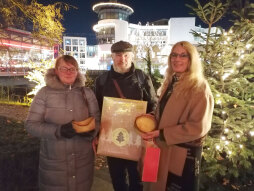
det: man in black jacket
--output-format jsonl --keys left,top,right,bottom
{"left": 95, "top": 41, "right": 157, "bottom": 191}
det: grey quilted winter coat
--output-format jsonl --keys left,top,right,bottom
{"left": 25, "top": 68, "right": 100, "bottom": 191}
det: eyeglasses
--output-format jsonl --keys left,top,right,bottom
{"left": 170, "top": 53, "right": 189, "bottom": 59}
{"left": 58, "top": 67, "right": 77, "bottom": 73}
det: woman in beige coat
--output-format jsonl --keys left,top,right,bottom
{"left": 141, "top": 41, "right": 214, "bottom": 191}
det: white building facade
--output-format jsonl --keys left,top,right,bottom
{"left": 63, "top": 36, "right": 87, "bottom": 72}
{"left": 63, "top": 1, "right": 214, "bottom": 72}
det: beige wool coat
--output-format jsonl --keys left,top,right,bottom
{"left": 144, "top": 80, "right": 214, "bottom": 191}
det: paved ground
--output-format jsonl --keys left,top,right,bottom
{"left": 0, "top": 103, "right": 114, "bottom": 191}
{"left": 92, "top": 167, "right": 114, "bottom": 191}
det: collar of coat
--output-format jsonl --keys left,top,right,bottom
{"left": 45, "top": 68, "right": 86, "bottom": 90}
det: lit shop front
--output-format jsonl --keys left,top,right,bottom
{"left": 0, "top": 27, "right": 58, "bottom": 76}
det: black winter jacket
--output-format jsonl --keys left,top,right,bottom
{"left": 95, "top": 64, "right": 157, "bottom": 113}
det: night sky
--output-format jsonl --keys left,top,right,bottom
{"left": 47, "top": 0, "right": 233, "bottom": 44}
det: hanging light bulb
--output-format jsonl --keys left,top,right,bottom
{"left": 235, "top": 61, "right": 241, "bottom": 66}
{"left": 222, "top": 73, "right": 230, "bottom": 80}
{"left": 217, "top": 99, "right": 222, "bottom": 105}
{"left": 228, "top": 69, "right": 233, "bottom": 73}
{"left": 246, "top": 44, "right": 251, "bottom": 49}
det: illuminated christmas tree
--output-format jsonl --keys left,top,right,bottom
{"left": 188, "top": 0, "right": 254, "bottom": 190}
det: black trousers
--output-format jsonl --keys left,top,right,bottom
{"left": 107, "top": 156, "right": 143, "bottom": 191}
{"left": 166, "top": 145, "right": 202, "bottom": 191}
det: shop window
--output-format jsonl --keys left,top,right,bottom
{"left": 66, "top": 46, "right": 71, "bottom": 51}
{"left": 80, "top": 60, "right": 85, "bottom": 65}
{"left": 73, "top": 46, "right": 78, "bottom": 52}
{"left": 73, "top": 53, "right": 78, "bottom": 59}
{"left": 79, "top": 40, "right": 85, "bottom": 46}
{"left": 80, "top": 53, "right": 86, "bottom": 58}
{"left": 65, "top": 39, "right": 71, "bottom": 45}
{"left": 72, "top": 39, "right": 78, "bottom": 45}
{"left": 80, "top": 47, "right": 85, "bottom": 52}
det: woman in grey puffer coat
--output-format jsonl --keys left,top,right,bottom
{"left": 25, "top": 55, "right": 100, "bottom": 191}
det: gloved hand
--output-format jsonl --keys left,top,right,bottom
{"left": 79, "top": 129, "right": 96, "bottom": 138}
{"left": 60, "top": 122, "right": 76, "bottom": 138}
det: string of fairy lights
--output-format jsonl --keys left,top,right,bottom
{"left": 210, "top": 29, "right": 254, "bottom": 157}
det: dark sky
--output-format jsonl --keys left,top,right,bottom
{"left": 47, "top": 0, "right": 233, "bottom": 44}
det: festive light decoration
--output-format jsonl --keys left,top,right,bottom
{"left": 246, "top": 44, "right": 251, "bottom": 49}
{"left": 188, "top": 0, "right": 254, "bottom": 189}
{"left": 92, "top": 2, "right": 134, "bottom": 13}
{"left": 128, "top": 22, "right": 169, "bottom": 74}
{"left": 202, "top": 25, "right": 254, "bottom": 186}
{"left": 93, "top": 23, "right": 116, "bottom": 32}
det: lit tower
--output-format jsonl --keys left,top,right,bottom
{"left": 92, "top": 0, "right": 134, "bottom": 69}
{"left": 92, "top": 0, "right": 133, "bottom": 44}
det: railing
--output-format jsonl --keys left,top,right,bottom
{"left": 0, "top": 67, "right": 30, "bottom": 76}
{"left": 0, "top": 72, "right": 28, "bottom": 76}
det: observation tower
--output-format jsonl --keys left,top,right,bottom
{"left": 92, "top": 0, "right": 133, "bottom": 47}
{"left": 92, "top": 0, "right": 134, "bottom": 69}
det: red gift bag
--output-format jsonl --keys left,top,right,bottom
{"left": 142, "top": 145, "right": 160, "bottom": 182}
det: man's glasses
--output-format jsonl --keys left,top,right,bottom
{"left": 170, "top": 53, "right": 189, "bottom": 59}
{"left": 58, "top": 67, "right": 77, "bottom": 73}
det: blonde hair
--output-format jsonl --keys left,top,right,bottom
{"left": 158, "top": 41, "right": 205, "bottom": 97}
